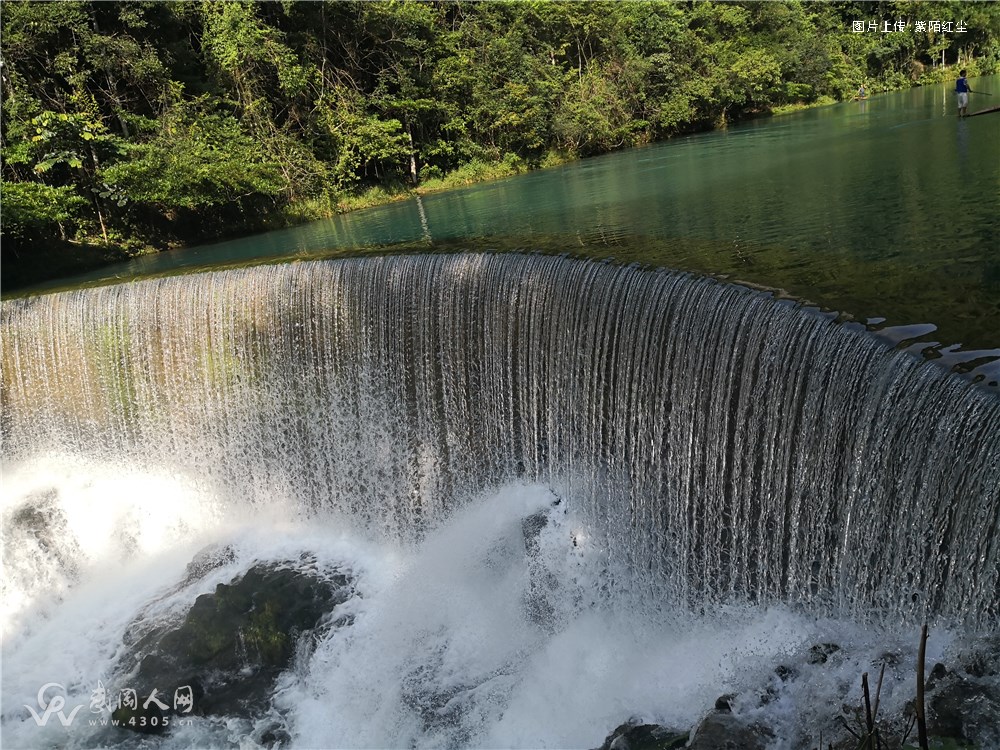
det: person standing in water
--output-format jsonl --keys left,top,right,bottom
{"left": 956, "top": 69, "right": 975, "bottom": 117}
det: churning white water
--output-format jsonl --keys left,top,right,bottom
{"left": 1, "top": 458, "right": 958, "bottom": 750}
{"left": 2, "top": 253, "right": 998, "bottom": 748}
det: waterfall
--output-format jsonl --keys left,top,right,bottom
{"left": 3, "top": 253, "right": 998, "bottom": 627}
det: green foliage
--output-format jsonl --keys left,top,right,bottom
{"left": 1, "top": 181, "right": 88, "bottom": 236}
{"left": 101, "top": 99, "right": 285, "bottom": 212}
{"left": 313, "top": 88, "right": 412, "bottom": 189}
{"left": 27, "top": 111, "right": 120, "bottom": 175}
{"left": 417, "top": 153, "right": 528, "bottom": 191}
{"left": 2, "top": 0, "right": 999, "bottom": 277}
{"left": 554, "top": 66, "right": 634, "bottom": 155}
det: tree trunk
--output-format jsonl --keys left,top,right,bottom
{"left": 89, "top": 144, "right": 109, "bottom": 244}
{"left": 95, "top": 201, "right": 109, "bottom": 245}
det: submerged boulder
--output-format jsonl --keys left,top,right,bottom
{"left": 807, "top": 642, "right": 841, "bottom": 665}
{"left": 112, "top": 556, "right": 352, "bottom": 733}
{"left": 687, "top": 709, "right": 773, "bottom": 750}
{"left": 596, "top": 718, "right": 688, "bottom": 750}
{"left": 10, "top": 490, "right": 83, "bottom": 581}
{"left": 592, "top": 635, "right": 1000, "bottom": 750}
{"left": 926, "top": 667, "right": 1000, "bottom": 744}
{"left": 521, "top": 502, "right": 559, "bottom": 630}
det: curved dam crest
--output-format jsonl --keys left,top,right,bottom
{"left": 2, "top": 252, "right": 998, "bottom": 627}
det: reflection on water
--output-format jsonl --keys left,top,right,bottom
{"left": 12, "top": 78, "right": 1000, "bottom": 380}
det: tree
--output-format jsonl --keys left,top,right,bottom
{"left": 19, "top": 110, "right": 124, "bottom": 242}
{"left": 2, "top": 0, "right": 999, "bottom": 285}
{"left": 2, "top": 182, "right": 87, "bottom": 242}
{"left": 100, "top": 97, "right": 286, "bottom": 227}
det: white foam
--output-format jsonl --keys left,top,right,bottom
{"left": 0, "top": 470, "right": 965, "bottom": 749}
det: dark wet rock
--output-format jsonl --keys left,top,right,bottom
{"left": 182, "top": 544, "right": 237, "bottom": 584}
{"left": 594, "top": 636, "right": 999, "bottom": 750}
{"left": 808, "top": 643, "right": 841, "bottom": 665}
{"left": 758, "top": 685, "right": 780, "bottom": 706}
{"left": 10, "top": 491, "right": 82, "bottom": 580}
{"left": 521, "top": 501, "right": 560, "bottom": 630}
{"left": 110, "top": 697, "right": 169, "bottom": 735}
{"left": 876, "top": 650, "right": 902, "bottom": 667}
{"left": 927, "top": 661, "right": 950, "bottom": 689}
{"left": 11, "top": 492, "right": 57, "bottom": 538}
{"left": 714, "top": 693, "right": 735, "bottom": 712}
{"left": 257, "top": 721, "right": 292, "bottom": 748}
{"left": 113, "top": 558, "right": 352, "bottom": 734}
{"left": 687, "top": 710, "right": 773, "bottom": 750}
{"left": 597, "top": 718, "right": 688, "bottom": 750}
{"left": 958, "top": 634, "right": 1000, "bottom": 678}
{"left": 918, "top": 636, "right": 1000, "bottom": 746}
{"left": 774, "top": 664, "right": 797, "bottom": 682}
{"left": 521, "top": 508, "right": 550, "bottom": 548}
{"left": 927, "top": 671, "right": 1000, "bottom": 743}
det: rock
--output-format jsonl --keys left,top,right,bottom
{"left": 112, "top": 558, "right": 352, "bottom": 733}
{"left": 11, "top": 493, "right": 58, "bottom": 546}
{"left": 687, "top": 710, "right": 773, "bottom": 750}
{"left": 181, "top": 544, "right": 237, "bottom": 584}
{"left": 521, "top": 501, "right": 560, "bottom": 630}
{"left": 110, "top": 696, "right": 169, "bottom": 735}
{"left": 774, "top": 664, "right": 797, "bottom": 682}
{"left": 597, "top": 718, "right": 688, "bottom": 750}
{"left": 918, "top": 636, "right": 1000, "bottom": 747}
{"left": 758, "top": 685, "right": 780, "bottom": 706}
{"left": 808, "top": 643, "right": 840, "bottom": 665}
{"left": 753, "top": 665, "right": 796, "bottom": 707}
{"left": 927, "top": 672, "right": 1000, "bottom": 743}
{"left": 714, "top": 694, "right": 735, "bottom": 712}
{"left": 589, "top": 634, "right": 1000, "bottom": 750}
{"left": 876, "top": 650, "right": 901, "bottom": 667}
{"left": 521, "top": 508, "right": 550, "bottom": 549}
{"left": 927, "top": 661, "right": 950, "bottom": 690}
{"left": 257, "top": 721, "right": 292, "bottom": 748}
{"left": 958, "top": 634, "right": 1000, "bottom": 678}
{"left": 10, "top": 491, "right": 83, "bottom": 580}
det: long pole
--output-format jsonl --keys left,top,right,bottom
{"left": 915, "top": 624, "right": 929, "bottom": 750}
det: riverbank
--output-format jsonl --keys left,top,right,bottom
{"left": 1, "top": 149, "right": 572, "bottom": 293}
{"left": 2, "top": 151, "right": 571, "bottom": 293}
{"left": 6, "top": 0, "right": 997, "bottom": 295}
{"left": 283, "top": 151, "right": 568, "bottom": 222}
{"left": 2, "top": 64, "right": 990, "bottom": 295}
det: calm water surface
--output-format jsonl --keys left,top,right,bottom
{"left": 22, "top": 77, "right": 1000, "bottom": 378}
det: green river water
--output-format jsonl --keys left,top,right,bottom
{"left": 18, "top": 76, "right": 1000, "bottom": 382}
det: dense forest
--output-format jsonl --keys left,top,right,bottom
{"left": 2, "top": 0, "right": 999, "bottom": 287}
